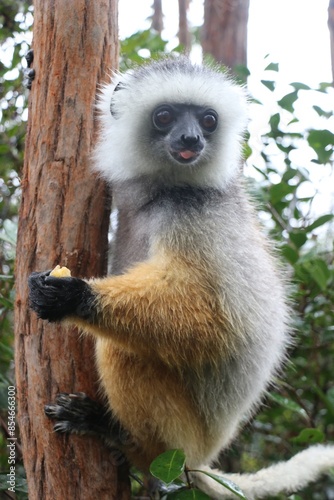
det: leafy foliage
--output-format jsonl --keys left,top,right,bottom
{"left": 149, "top": 449, "right": 246, "bottom": 499}
{"left": 119, "top": 29, "right": 169, "bottom": 71}
{"left": 0, "top": 1, "right": 32, "bottom": 334}
{"left": 150, "top": 449, "right": 186, "bottom": 485}
{"left": 0, "top": 2, "right": 31, "bottom": 496}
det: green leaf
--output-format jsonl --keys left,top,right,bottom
{"left": 282, "top": 168, "right": 298, "bottom": 182}
{"left": 307, "top": 129, "right": 334, "bottom": 164}
{"left": 287, "top": 117, "right": 299, "bottom": 126}
{"left": 234, "top": 64, "right": 250, "bottom": 82}
{"left": 269, "top": 182, "right": 295, "bottom": 204}
{"left": 277, "top": 91, "right": 298, "bottom": 112}
{"left": 267, "top": 393, "right": 305, "bottom": 414}
{"left": 168, "top": 489, "right": 212, "bottom": 499}
{"left": 317, "top": 82, "right": 333, "bottom": 92}
{"left": 0, "top": 296, "right": 14, "bottom": 309}
{"left": 289, "top": 82, "right": 311, "bottom": 91}
{"left": 281, "top": 245, "right": 299, "bottom": 264}
{"left": 264, "top": 62, "right": 279, "bottom": 72}
{"left": 289, "top": 231, "right": 307, "bottom": 249}
{"left": 313, "top": 105, "right": 333, "bottom": 119}
{"left": 190, "top": 470, "right": 247, "bottom": 499}
{"left": 261, "top": 80, "right": 275, "bottom": 92}
{"left": 326, "top": 387, "right": 334, "bottom": 407}
{"left": 313, "top": 385, "right": 334, "bottom": 418}
{"left": 252, "top": 165, "right": 270, "bottom": 180}
{"left": 292, "top": 428, "right": 325, "bottom": 445}
{"left": 302, "top": 259, "right": 330, "bottom": 291}
{"left": 150, "top": 450, "right": 186, "bottom": 485}
{"left": 242, "top": 142, "right": 252, "bottom": 161}
{"left": 305, "top": 214, "right": 334, "bottom": 232}
{"left": 0, "top": 342, "right": 14, "bottom": 357}
{"left": 269, "top": 113, "right": 280, "bottom": 132}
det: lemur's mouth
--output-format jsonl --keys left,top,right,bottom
{"left": 172, "top": 149, "right": 201, "bottom": 163}
{"left": 179, "top": 150, "right": 198, "bottom": 160}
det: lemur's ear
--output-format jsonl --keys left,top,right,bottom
{"left": 110, "top": 82, "right": 123, "bottom": 118}
{"left": 114, "top": 82, "right": 123, "bottom": 92}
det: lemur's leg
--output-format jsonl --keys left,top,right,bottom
{"left": 45, "top": 392, "right": 129, "bottom": 450}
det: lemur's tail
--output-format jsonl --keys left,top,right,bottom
{"left": 194, "top": 445, "right": 334, "bottom": 499}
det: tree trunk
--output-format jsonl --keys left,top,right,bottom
{"left": 178, "top": 0, "right": 191, "bottom": 54}
{"left": 14, "top": 1, "right": 130, "bottom": 498}
{"left": 328, "top": 0, "right": 334, "bottom": 84}
{"left": 202, "top": 0, "right": 249, "bottom": 70}
{"left": 151, "top": 0, "right": 163, "bottom": 35}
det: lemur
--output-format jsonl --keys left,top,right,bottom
{"left": 28, "top": 57, "right": 334, "bottom": 499}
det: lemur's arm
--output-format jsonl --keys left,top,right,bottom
{"left": 29, "top": 257, "right": 235, "bottom": 367}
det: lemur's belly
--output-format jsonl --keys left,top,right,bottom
{"left": 95, "top": 337, "right": 224, "bottom": 468}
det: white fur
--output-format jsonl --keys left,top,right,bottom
{"left": 193, "top": 445, "right": 334, "bottom": 499}
{"left": 93, "top": 59, "right": 248, "bottom": 188}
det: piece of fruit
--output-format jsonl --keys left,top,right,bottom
{"left": 50, "top": 265, "right": 71, "bottom": 278}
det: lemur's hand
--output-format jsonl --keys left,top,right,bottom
{"left": 28, "top": 271, "right": 95, "bottom": 322}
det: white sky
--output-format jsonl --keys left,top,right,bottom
{"left": 119, "top": 0, "right": 332, "bottom": 85}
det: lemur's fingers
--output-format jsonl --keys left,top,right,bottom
{"left": 28, "top": 272, "right": 95, "bottom": 321}
{"left": 45, "top": 392, "right": 128, "bottom": 449}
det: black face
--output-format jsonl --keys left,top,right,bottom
{"left": 151, "top": 103, "right": 218, "bottom": 165}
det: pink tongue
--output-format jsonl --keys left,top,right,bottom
{"left": 180, "top": 150, "right": 196, "bottom": 160}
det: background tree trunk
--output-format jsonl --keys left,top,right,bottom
{"left": 328, "top": 0, "right": 334, "bottom": 83}
{"left": 151, "top": 0, "right": 163, "bottom": 35}
{"left": 178, "top": 0, "right": 191, "bottom": 54}
{"left": 202, "top": 0, "right": 250, "bottom": 69}
{"left": 14, "top": 1, "right": 130, "bottom": 498}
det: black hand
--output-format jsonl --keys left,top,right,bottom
{"left": 28, "top": 271, "right": 96, "bottom": 322}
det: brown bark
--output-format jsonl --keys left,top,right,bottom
{"left": 178, "top": 0, "right": 191, "bottom": 54}
{"left": 14, "top": 1, "right": 130, "bottom": 499}
{"left": 151, "top": 0, "right": 163, "bottom": 34}
{"left": 202, "top": 0, "right": 250, "bottom": 69}
{"left": 329, "top": 0, "right": 334, "bottom": 84}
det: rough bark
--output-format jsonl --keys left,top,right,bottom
{"left": 202, "top": 0, "right": 250, "bottom": 69}
{"left": 14, "top": 1, "right": 130, "bottom": 498}
{"left": 329, "top": 0, "right": 334, "bottom": 84}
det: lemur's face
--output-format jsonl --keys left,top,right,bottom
{"left": 96, "top": 60, "right": 248, "bottom": 186}
{"left": 150, "top": 103, "right": 218, "bottom": 166}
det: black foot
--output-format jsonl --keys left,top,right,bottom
{"left": 24, "top": 49, "right": 35, "bottom": 90}
{"left": 45, "top": 392, "right": 126, "bottom": 446}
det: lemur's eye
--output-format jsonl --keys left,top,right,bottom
{"left": 153, "top": 106, "right": 175, "bottom": 129}
{"left": 200, "top": 111, "right": 218, "bottom": 132}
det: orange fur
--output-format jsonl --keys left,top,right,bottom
{"left": 73, "top": 251, "right": 243, "bottom": 467}
{"left": 95, "top": 339, "right": 213, "bottom": 469}
{"left": 85, "top": 253, "right": 241, "bottom": 367}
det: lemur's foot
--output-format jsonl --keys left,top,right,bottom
{"left": 44, "top": 392, "right": 119, "bottom": 438}
{"left": 45, "top": 392, "right": 130, "bottom": 466}
{"left": 24, "top": 49, "right": 35, "bottom": 89}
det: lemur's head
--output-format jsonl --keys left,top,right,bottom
{"left": 94, "top": 57, "right": 248, "bottom": 188}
